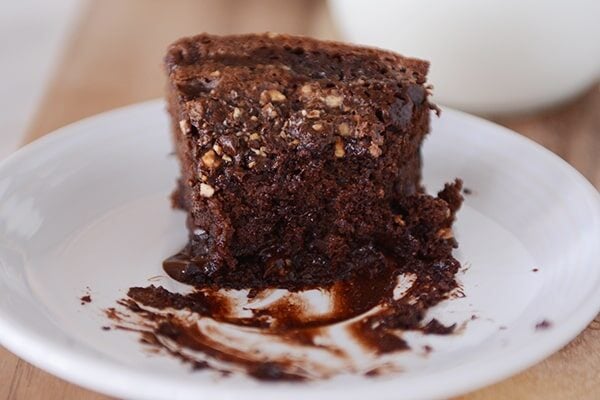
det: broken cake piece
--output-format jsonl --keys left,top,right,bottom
{"left": 163, "top": 33, "right": 462, "bottom": 290}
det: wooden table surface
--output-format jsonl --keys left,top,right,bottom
{"left": 3, "top": 1, "right": 599, "bottom": 399}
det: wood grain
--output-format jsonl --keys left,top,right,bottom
{"left": 3, "top": 0, "right": 599, "bottom": 399}
{"left": 24, "top": 0, "right": 335, "bottom": 142}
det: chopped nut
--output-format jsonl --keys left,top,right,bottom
{"left": 262, "top": 103, "right": 278, "bottom": 118}
{"left": 334, "top": 138, "right": 345, "bottom": 158}
{"left": 249, "top": 132, "right": 261, "bottom": 141}
{"left": 269, "top": 89, "right": 286, "bottom": 102}
{"left": 199, "top": 174, "right": 208, "bottom": 182}
{"left": 232, "top": 107, "right": 242, "bottom": 119}
{"left": 201, "top": 149, "right": 220, "bottom": 169}
{"left": 193, "top": 228, "right": 206, "bottom": 236}
{"left": 209, "top": 70, "right": 221, "bottom": 77}
{"left": 393, "top": 215, "right": 405, "bottom": 226}
{"left": 187, "top": 105, "right": 204, "bottom": 121}
{"left": 290, "top": 139, "right": 300, "bottom": 146}
{"left": 369, "top": 143, "right": 382, "bottom": 157}
{"left": 200, "top": 183, "right": 215, "bottom": 198}
{"left": 259, "top": 91, "right": 268, "bottom": 105}
{"left": 212, "top": 144, "right": 223, "bottom": 155}
{"left": 198, "top": 134, "right": 211, "bottom": 146}
{"left": 279, "top": 131, "right": 288, "bottom": 139}
{"left": 250, "top": 115, "right": 258, "bottom": 122}
{"left": 337, "top": 122, "right": 351, "bottom": 136}
{"left": 437, "top": 228, "right": 454, "bottom": 240}
{"left": 300, "top": 84, "right": 313, "bottom": 95}
{"left": 248, "top": 160, "right": 257, "bottom": 168}
{"left": 325, "top": 94, "right": 343, "bottom": 108}
{"left": 222, "top": 154, "right": 232, "bottom": 162}
{"left": 306, "top": 110, "right": 321, "bottom": 119}
{"left": 251, "top": 146, "right": 267, "bottom": 157}
{"left": 179, "top": 119, "right": 191, "bottom": 134}
{"left": 261, "top": 89, "right": 286, "bottom": 104}
{"left": 312, "top": 123, "right": 323, "bottom": 132}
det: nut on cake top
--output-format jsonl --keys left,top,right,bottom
{"left": 165, "top": 33, "right": 432, "bottom": 171}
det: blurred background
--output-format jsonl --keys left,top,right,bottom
{"left": 0, "top": 1, "right": 599, "bottom": 399}
{"left": 0, "top": 0, "right": 80, "bottom": 159}
{"left": 1, "top": 0, "right": 599, "bottom": 160}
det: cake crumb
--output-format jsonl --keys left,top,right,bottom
{"left": 535, "top": 320, "right": 552, "bottom": 330}
{"left": 80, "top": 295, "right": 92, "bottom": 305}
{"left": 422, "top": 319, "right": 456, "bottom": 335}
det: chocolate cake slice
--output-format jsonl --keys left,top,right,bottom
{"left": 164, "top": 33, "right": 462, "bottom": 290}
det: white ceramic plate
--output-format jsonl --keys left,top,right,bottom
{"left": 0, "top": 100, "right": 599, "bottom": 400}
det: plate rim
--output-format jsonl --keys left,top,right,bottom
{"left": 0, "top": 99, "right": 599, "bottom": 400}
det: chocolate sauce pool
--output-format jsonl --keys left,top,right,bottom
{"left": 107, "top": 252, "right": 460, "bottom": 381}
